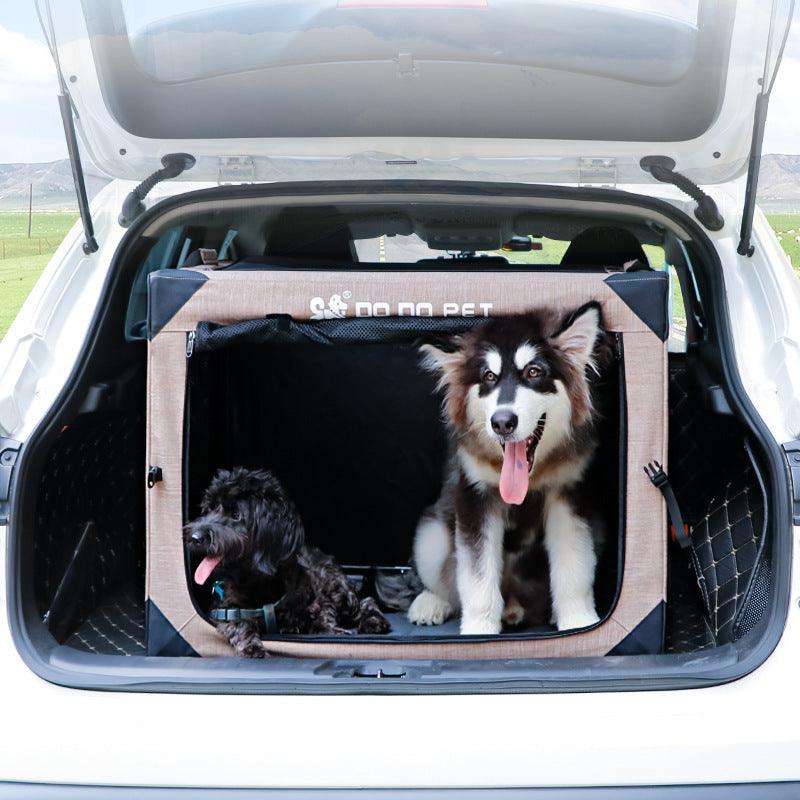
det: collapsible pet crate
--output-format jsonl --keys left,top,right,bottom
{"left": 146, "top": 264, "right": 669, "bottom": 658}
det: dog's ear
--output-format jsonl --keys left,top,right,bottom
{"left": 201, "top": 468, "right": 233, "bottom": 513}
{"left": 251, "top": 500, "right": 305, "bottom": 577}
{"left": 552, "top": 302, "right": 603, "bottom": 372}
{"left": 419, "top": 338, "right": 464, "bottom": 387}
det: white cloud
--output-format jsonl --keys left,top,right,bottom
{"left": 0, "top": 26, "right": 65, "bottom": 162}
{"left": 763, "top": 54, "right": 800, "bottom": 155}
{"left": 0, "top": 25, "right": 56, "bottom": 88}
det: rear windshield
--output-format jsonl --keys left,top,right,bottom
{"left": 121, "top": 0, "right": 703, "bottom": 84}
{"left": 79, "top": 0, "right": 734, "bottom": 143}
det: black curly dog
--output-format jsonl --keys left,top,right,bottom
{"left": 184, "top": 467, "right": 390, "bottom": 658}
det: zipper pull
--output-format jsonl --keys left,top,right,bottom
{"left": 186, "top": 331, "right": 195, "bottom": 358}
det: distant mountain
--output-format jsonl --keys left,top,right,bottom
{"left": 0, "top": 160, "right": 109, "bottom": 211}
{"left": 757, "top": 154, "right": 800, "bottom": 201}
{"left": 0, "top": 155, "right": 797, "bottom": 211}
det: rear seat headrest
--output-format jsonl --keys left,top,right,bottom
{"left": 560, "top": 226, "right": 649, "bottom": 269}
{"left": 264, "top": 207, "right": 358, "bottom": 262}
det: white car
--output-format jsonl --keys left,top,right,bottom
{"left": 1, "top": 0, "right": 799, "bottom": 796}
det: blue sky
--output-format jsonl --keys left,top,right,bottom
{"left": 1, "top": 3, "right": 797, "bottom": 165}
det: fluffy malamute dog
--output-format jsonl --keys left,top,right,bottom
{"left": 409, "top": 302, "right": 613, "bottom": 635}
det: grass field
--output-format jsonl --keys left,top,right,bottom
{"left": 0, "top": 212, "right": 77, "bottom": 338}
{"left": 767, "top": 214, "right": 800, "bottom": 271}
{"left": 0, "top": 212, "right": 798, "bottom": 340}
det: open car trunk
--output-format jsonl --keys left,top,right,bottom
{"left": 8, "top": 182, "right": 788, "bottom": 692}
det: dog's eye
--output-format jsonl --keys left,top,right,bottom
{"left": 482, "top": 370, "right": 498, "bottom": 385}
{"left": 524, "top": 364, "right": 542, "bottom": 380}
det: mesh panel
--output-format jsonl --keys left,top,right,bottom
{"left": 193, "top": 314, "right": 482, "bottom": 353}
{"left": 734, "top": 556, "right": 772, "bottom": 639}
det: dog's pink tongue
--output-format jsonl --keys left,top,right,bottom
{"left": 194, "top": 555, "right": 222, "bottom": 585}
{"left": 499, "top": 440, "right": 529, "bottom": 505}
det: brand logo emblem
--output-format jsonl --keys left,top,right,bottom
{"left": 309, "top": 290, "right": 492, "bottom": 318}
{"left": 310, "top": 293, "right": 349, "bottom": 320}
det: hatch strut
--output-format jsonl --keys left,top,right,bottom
{"left": 35, "top": 1, "right": 98, "bottom": 255}
{"left": 118, "top": 153, "right": 197, "bottom": 228}
{"left": 737, "top": 0, "right": 795, "bottom": 257}
{"left": 640, "top": 156, "right": 724, "bottom": 232}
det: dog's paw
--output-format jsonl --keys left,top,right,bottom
{"left": 502, "top": 598, "right": 526, "bottom": 628}
{"left": 460, "top": 616, "right": 502, "bottom": 635}
{"left": 555, "top": 609, "right": 600, "bottom": 632}
{"left": 408, "top": 590, "right": 454, "bottom": 626}
{"left": 239, "top": 641, "right": 268, "bottom": 658}
{"left": 359, "top": 613, "right": 391, "bottom": 635}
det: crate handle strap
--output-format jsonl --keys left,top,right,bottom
{"left": 644, "top": 461, "right": 690, "bottom": 549}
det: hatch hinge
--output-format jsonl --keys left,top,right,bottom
{"left": 218, "top": 156, "right": 256, "bottom": 184}
{"left": 0, "top": 438, "right": 21, "bottom": 526}
{"left": 119, "top": 153, "right": 197, "bottom": 228}
{"left": 38, "top": 1, "right": 98, "bottom": 255}
{"left": 640, "top": 156, "right": 724, "bottom": 232}
{"left": 781, "top": 440, "right": 800, "bottom": 525}
{"left": 579, "top": 157, "right": 617, "bottom": 188}
{"left": 737, "top": 0, "right": 796, "bottom": 257}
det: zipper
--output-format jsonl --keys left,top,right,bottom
{"left": 186, "top": 331, "right": 196, "bottom": 358}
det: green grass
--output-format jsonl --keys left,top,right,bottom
{"left": 766, "top": 213, "right": 800, "bottom": 271}
{"left": 0, "top": 212, "right": 77, "bottom": 338}
{"left": 0, "top": 254, "right": 52, "bottom": 336}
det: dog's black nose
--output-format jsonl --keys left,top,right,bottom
{"left": 191, "top": 529, "right": 210, "bottom": 544}
{"left": 491, "top": 409, "right": 518, "bottom": 436}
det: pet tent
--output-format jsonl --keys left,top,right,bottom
{"left": 145, "top": 264, "right": 669, "bottom": 658}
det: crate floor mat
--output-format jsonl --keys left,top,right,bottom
{"left": 146, "top": 266, "right": 669, "bottom": 658}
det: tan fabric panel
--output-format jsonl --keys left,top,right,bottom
{"left": 147, "top": 333, "right": 197, "bottom": 634}
{"left": 165, "top": 269, "right": 654, "bottom": 335}
{"left": 612, "top": 334, "right": 669, "bottom": 633}
{"left": 147, "top": 271, "right": 668, "bottom": 659}
{"left": 181, "top": 615, "right": 634, "bottom": 660}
